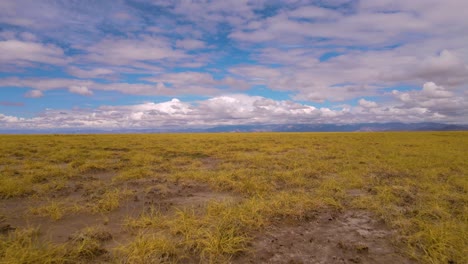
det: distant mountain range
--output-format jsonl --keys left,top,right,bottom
{"left": 201, "top": 122, "right": 468, "bottom": 133}
{"left": 1, "top": 122, "right": 467, "bottom": 134}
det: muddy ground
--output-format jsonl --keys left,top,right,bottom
{"left": 1, "top": 174, "right": 415, "bottom": 263}
{"left": 235, "top": 210, "right": 414, "bottom": 264}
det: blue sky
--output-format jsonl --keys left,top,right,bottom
{"left": 0, "top": 0, "right": 467, "bottom": 130}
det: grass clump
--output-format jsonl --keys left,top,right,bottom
{"left": 92, "top": 188, "right": 131, "bottom": 213}
{"left": 0, "top": 177, "right": 33, "bottom": 198}
{"left": 115, "top": 232, "right": 179, "bottom": 264}
{"left": 197, "top": 221, "right": 249, "bottom": 263}
{"left": 68, "top": 226, "right": 112, "bottom": 261}
{"left": 0, "top": 228, "right": 68, "bottom": 263}
{"left": 113, "top": 167, "right": 154, "bottom": 182}
{"left": 30, "top": 200, "right": 68, "bottom": 221}
{"left": 124, "top": 207, "right": 165, "bottom": 229}
{"left": 168, "top": 205, "right": 250, "bottom": 263}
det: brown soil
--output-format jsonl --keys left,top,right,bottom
{"left": 235, "top": 210, "right": 415, "bottom": 264}
{"left": 200, "top": 157, "right": 220, "bottom": 170}
{"left": 1, "top": 174, "right": 415, "bottom": 263}
{"left": 0, "top": 175, "right": 236, "bottom": 246}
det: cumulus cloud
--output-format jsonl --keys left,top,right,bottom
{"left": 0, "top": 113, "right": 21, "bottom": 123}
{"left": 24, "top": 90, "right": 43, "bottom": 98}
{"left": 391, "top": 82, "right": 467, "bottom": 118}
{"left": 0, "top": 95, "right": 343, "bottom": 130}
{"left": 69, "top": 86, "right": 93, "bottom": 96}
{"left": 229, "top": 47, "right": 468, "bottom": 103}
{"left": 421, "top": 82, "right": 453, "bottom": 98}
{"left": 225, "top": 1, "right": 468, "bottom": 104}
{"left": 0, "top": 39, "right": 66, "bottom": 67}
{"left": 2, "top": 88, "right": 466, "bottom": 130}
{"left": 197, "top": 95, "right": 321, "bottom": 123}
{"left": 358, "top": 99, "right": 378, "bottom": 108}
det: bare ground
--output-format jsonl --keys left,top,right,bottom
{"left": 236, "top": 210, "right": 415, "bottom": 264}
{"left": 0, "top": 177, "right": 237, "bottom": 244}
{"left": 1, "top": 175, "right": 415, "bottom": 263}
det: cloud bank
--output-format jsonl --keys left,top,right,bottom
{"left": 0, "top": 0, "right": 467, "bottom": 129}
{"left": 1, "top": 91, "right": 465, "bottom": 130}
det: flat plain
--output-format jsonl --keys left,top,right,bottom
{"left": 0, "top": 132, "right": 466, "bottom": 263}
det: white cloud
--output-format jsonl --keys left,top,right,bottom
{"left": 69, "top": 86, "right": 93, "bottom": 96}
{"left": 229, "top": 47, "right": 468, "bottom": 103}
{"left": 2, "top": 90, "right": 467, "bottom": 130}
{"left": 0, "top": 1, "right": 143, "bottom": 47}
{"left": 197, "top": 94, "right": 320, "bottom": 121}
{"left": 421, "top": 82, "right": 453, "bottom": 98}
{"left": 226, "top": 1, "right": 468, "bottom": 104}
{"left": 0, "top": 74, "right": 245, "bottom": 97}
{"left": 358, "top": 99, "right": 378, "bottom": 108}
{"left": 170, "top": 0, "right": 261, "bottom": 32}
{"left": 83, "top": 36, "right": 187, "bottom": 66}
{"left": 414, "top": 50, "right": 468, "bottom": 86}
{"left": 143, "top": 72, "right": 251, "bottom": 92}
{"left": 175, "top": 39, "right": 206, "bottom": 50}
{"left": 0, "top": 78, "right": 92, "bottom": 91}
{"left": 0, "top": 39, "right": 66, "bottom": 67}
{"left": 24, "top": 90, "right": 43, "bottom": 98}
{"left": 67, "top": 66, "right": 115, "bottom": 79}
{"left": 0, "top": 113, "right": 21, "bottom": 123}
{"left": 391, "top": 82, "right": 467, "bottom": 118}
{"left": 0, "top": 95, "right": 341, "bottom": 129}
{"left": 287, "top": 6, "right": 341, "bottom": 20}
{"left": 230, "top": 0, "right": 468, "bottom": 47}
{"left": 19, "top": 32, "right": 37, "bottom": 41}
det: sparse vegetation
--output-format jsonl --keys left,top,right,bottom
{"left": 30, "top": 200, "right": 68, "bottom": 221}
{"left": 116, "top": 232, "right": 179, "bottom": 264}
{"left": 91, "top": 188, "right": 132, "bottom": 213}
{"left": 0, "top": 228, "right": 69, "bottom": 263}
{"left": 0, "top": 132, "right": 466, "bottom": 263}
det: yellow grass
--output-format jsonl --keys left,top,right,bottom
{"left": 0, "top": 132, "right": 467, "bottom": 263}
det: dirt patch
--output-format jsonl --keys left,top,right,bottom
{"left": 137, "top": 179, "right": 238, "bottom": 213}
{"left": 0, "top": 179, "right": 237, "bottom": 247}
{"left": 200, "top": 157, "right": 220, "bottom": 170}
{"left": 87, "top": 171, "right": 116, "bottom": 182}
{"left": 236, "top": 210, "right": 414, "bottom": 264}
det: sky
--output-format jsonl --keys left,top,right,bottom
{"left": 1, "top": 0, "right": 467, "bottom": 130}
